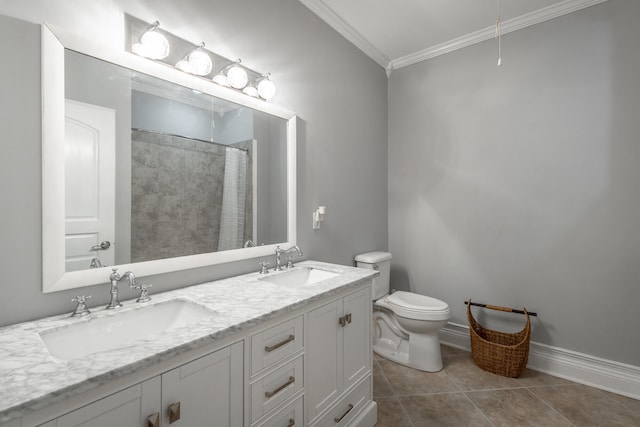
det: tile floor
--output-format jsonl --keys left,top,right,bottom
{"left": 373, "top": 345, "right": 640, "bottom": 427}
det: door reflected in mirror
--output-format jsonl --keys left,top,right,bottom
{"left": 64, "top": 50, "right": 288, "bottom": 273}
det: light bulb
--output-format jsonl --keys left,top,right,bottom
{"left": 133, "top": 28, "right": 170, "bottom": 60}
{"left": 187, "top": 50, "right": 212, "bottom": 76}
{"left": 243, "top": 86, "right": 259, "bottom": 97}
{"left": 227, "top": 65, "right": 248, "bottom": 89}
{"left": 257, "top": 78, "right": 276, "bottom": 100}
{"left": 212, "top": 74, "right": 229, "bottom": 87}
{"left": 175, "top": 59, "right": 193, "bottom": 73}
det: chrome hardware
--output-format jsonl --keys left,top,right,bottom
{"left": 70, "top": 295, "right": 91, "bottom": 317}
{"left": 106, "top": 268, "right": 137, "bottom": 310}
{"left": 265, "top": 376, "right": 295, "bottom": 398}
{"left": 168, "top": 401, "right": 181, "bottom": 424}
{"left": 265, "top": 335, "right": 294, "bottom": 353}
{"left": 259, "top": 261, "right": 270, "bottom": 274}
{"left": 334, "top": 404, "right": 354, "bottom": 423}
{"left": 286, "top": 256, "right": 294, "bottom": 269}
{"left": 274, "top": 245, "right": 303, "bottom": 271}
{"left": 133, "top": 283, "right": 153, "bottom": 303}
{"left": 287, "top": 418, "right": 295, "bottom": 427}
{"left": 244, "top": 239, "right": 256, "bottom": 248}
{"left": 373, "top": 264, "right": 379, "bottom": 271}
{"left": 90, "top": 241, "right": 111, "bottom": 251}
{"left": 89, "top": 257, "right": 106, "bottom": 269}
{"left": 147, "top": 413, "right": 160, "bottom": 427}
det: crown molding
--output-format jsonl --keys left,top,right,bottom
{"left": 388, "top": 0, "right": 609, "bottom": 73}
{"left": 300, "top": 0, "right": 609, "bottom": 75}
{"left": 298, "top": 0, "right": 389, "bottom": 68}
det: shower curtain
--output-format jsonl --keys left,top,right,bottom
{"left": 217, "top": 147, "right": 248, "bottom": 251}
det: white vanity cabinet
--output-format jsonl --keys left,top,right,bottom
{"left": 7, "top": 273, "right": 377, "bottom": 427}
{"left": 248, "top": 316, "right": 304, "bottom": 426}
{"left": 45, "top": 377, "right": 160, "bottom": 427}
{"left": 161, "top": 342, "right": 243, "bottom": 426}
{"left": 306, "top": 287, "right": 372, "bottom": 426}
{"left": 38, "top": 342, "right": 243, "bottom": 427}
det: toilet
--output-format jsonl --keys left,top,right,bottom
{"left": 355, "top": 251, "right": 451, "bottom": 372}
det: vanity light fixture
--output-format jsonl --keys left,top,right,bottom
{"left": 175, "top": 42, "right": 213, "bottom": 76}
{"left": 129, "top": 17, "right": 276, "bottom": 100}
{"left": 131, "top": 21, "right": 170, "bottom": 60}
{"left": 256, "top": 73, "right": 277, "bottom": 100}
{"left": 313, "top": 206, "right": 326, "bottom": 230}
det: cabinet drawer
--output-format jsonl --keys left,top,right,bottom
{"left": 251, "top": 316, "right": 303, "bottom": 375}
{"left": 311, "top": 375, "right": 371, "bottom": 427}
{"left": 251, "top": 356, "right": 304, "bottom": 422}
{"left": 252, "top": 394, "right": 303, "bottom": 427}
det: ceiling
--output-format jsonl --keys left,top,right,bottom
{"left": 299, "top": 0, "right": 608, "bottom": 73}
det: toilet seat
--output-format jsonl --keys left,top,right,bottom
{"left": 376, "top": 291, "right": 451, "bottom": 321}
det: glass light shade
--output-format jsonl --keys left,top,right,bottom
{"left": 175, "top": 59, "right": 193, "bottom": 74}
{"left": 243, "top": 86, "right": 259, "bottom": 97}
{"left": 227, "top": 65, "right": 248, "bottom": 89}
{"left": 187, "top": 50, "right": 212, "bottom": 76}
{"left": 134, "top": 30, "right": 170, "bottom": 60}
{"left": 212, "top": 74, "right": 230, "bottom": 87}
{"left": 257, "top": 78, "right": 277, "bottom": 100}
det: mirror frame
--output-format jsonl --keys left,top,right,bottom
{"left": 42, "top": 24, "right": 297, "bottom": 292}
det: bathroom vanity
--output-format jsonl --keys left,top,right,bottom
{"left": 0, "top": 262, "right": 377, "bottom": 427}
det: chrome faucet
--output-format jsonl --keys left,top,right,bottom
{"left": 274, "top": 245, "right": 303, "bottom": 271}
{"left": 106, "top": 268, "right": 137, "bottom": 310}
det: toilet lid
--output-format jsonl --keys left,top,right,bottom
{"left": 386, "top": 291, "right": 449, "bottom": 313}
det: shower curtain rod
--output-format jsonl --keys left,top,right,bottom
{"left": 132, "top": 128, "right": 249, "bottom": 152}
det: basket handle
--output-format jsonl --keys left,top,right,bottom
{"left": 465, "top": 300, "right": 537, "bottom": 317}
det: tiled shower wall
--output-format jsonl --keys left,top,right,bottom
{"left": 131, "top": 130, "right": 249, "bottom": 262}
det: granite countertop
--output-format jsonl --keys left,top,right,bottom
{"left": 0, "top": 261, "right": 377, "bottom": 424}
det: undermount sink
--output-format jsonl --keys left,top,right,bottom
{"left": 39, "top": 299, "right": 216, "bottom": 360}
{"left": 259, "top": 267, "right": 341, "bottom": 287}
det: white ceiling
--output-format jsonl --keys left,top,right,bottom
{"left": 299, "top": 0, "right": 608, "bottom": 73}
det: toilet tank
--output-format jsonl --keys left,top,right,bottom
{"left": 354, "top": 251, "right": 392, "bottom": 300}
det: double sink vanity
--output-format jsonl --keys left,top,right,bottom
{"left": 0, "top": 261, "right": 378, "bottom": 427}
{"left": 0, "top": 16, "right": 380, "bottom": 427}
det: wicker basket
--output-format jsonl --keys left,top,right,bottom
{"left": 467, "top": 300, "right": 531, "bottom": 378}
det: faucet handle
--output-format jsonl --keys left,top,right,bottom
{"left": 286, "top": 256, "right": 295, "bottom": 269}
{"left": 258, "top": 261, "right": 270, "bottom": 274}
{"left": 70, "top": 295, "right": 92, "bottom": 317}
{"left": 134, "top": 283, "right": 152, "bottom": 303}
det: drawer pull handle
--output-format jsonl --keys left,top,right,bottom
{"left": 334, "top": 403, "right": 354, "bottom": 423}
{"left": 265, "top": 376, "right": 295, "bottom": 398}
{"left": 168, "top": 401, "right": 181, "bottom": 424}
{"left": 265, "top": 334, "right": 295, "bottom": 353}
{"left": 338, "top": 316, "right": 346, "bottom": 327}
{"left": 147, "top": 413, "right": 160, "bottom": 427}
{"left": 287, "top": 418, "right": 295, "bottom": 427}
{"left": 345, "top": 313, "right": 352, "bottom": 324}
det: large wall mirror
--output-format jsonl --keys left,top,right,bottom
{"left": 42, "top": 24, "right": 296, "bottom": 292}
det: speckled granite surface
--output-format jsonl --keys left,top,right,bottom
{"left": 0, "top": 261, "right": 377, "bottom": 424}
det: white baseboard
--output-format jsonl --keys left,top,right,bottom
{"left": 439, "top": 322, "right": 640, "bottom": 400}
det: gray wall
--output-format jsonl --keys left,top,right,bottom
{"left": 0, "top": 0, "right": 388, "bottom": 326}
{"left": 388, "top": 0, "right": 640, "bottom": 366}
